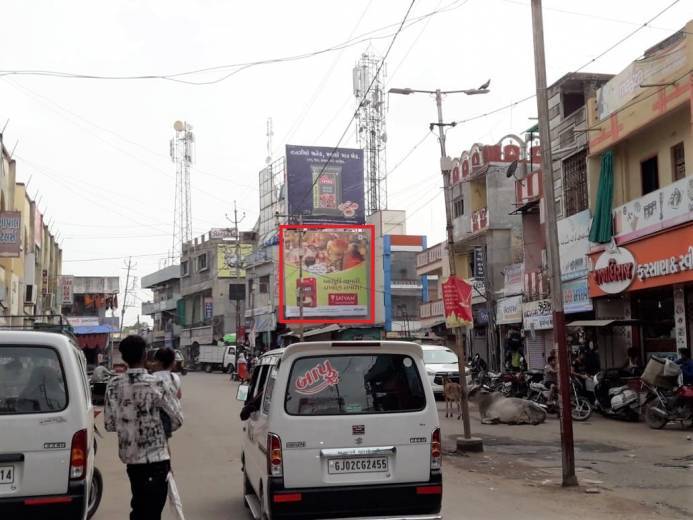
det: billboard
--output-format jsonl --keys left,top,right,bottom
{"left": 58, "top": 275, "right": 74, "bottom": 305}
{"left": 0, "top": 211, "right": 21, "bottom": 257}
{"left": 279, "top": 225, "right": 375, "bottom": 323}
{"left": 217, "top": 244, "right": 252, "bottom": 278}
{"left": 285, "top": 145, "right": 365, "bottom": 224}
{"left": 557, "top": 209, "right": 591, "bottom": 281}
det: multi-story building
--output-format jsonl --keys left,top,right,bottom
{"left": 583, "top": 21, "right": 693, "bottom": 365}
{"left": 179, "top": 230, "right": 253, "bottom": 352}
{"left": 141, "top": 264, "right": 182, "bottom": 348}
{"left": 0, "top": 140, "right": 62, "bottom": 326}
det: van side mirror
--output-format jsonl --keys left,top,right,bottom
{"left": 236, "top": 384, "right": 249, "bottom": 402}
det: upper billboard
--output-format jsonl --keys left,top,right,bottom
{"left": 285, "top": 145, "right": 365, "bottom": 224}
{"left": 278, "top": 224, "right": 375, "bottom": 324}
{"left": 218, "top": 244, "right": 253, "bottom": 278}
{"left": 0, "top": 211, "right": 21, "bottom": 257}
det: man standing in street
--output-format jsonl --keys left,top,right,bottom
{"left": 104, "top": 335, "right": 183, "bottom": 520}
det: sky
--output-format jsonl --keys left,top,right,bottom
{"left": 0, "top": 0, "right": 689, "bottom": 325}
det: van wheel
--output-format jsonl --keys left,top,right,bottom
{"left": 86, "top": 467, "right": 103, "bottom": 519}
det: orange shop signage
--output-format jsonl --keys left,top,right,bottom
{"left": 588, "top": 224, "right": 693, "bottom": 297}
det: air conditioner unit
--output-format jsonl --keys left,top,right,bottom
{"left": 25, "top": 284, "right": 36, "bottom": 304}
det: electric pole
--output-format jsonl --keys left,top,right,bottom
{"left": 233, "top": 201, "right": 244, "bottom": 348}
{"left": 120, "top": 257, "right": 133, "bottom": 337}
{"left": 531, "top": 0, "right": 577, "bottom": 486}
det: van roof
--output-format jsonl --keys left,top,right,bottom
{"left": 261, "top": 341, "right": 425, "bottom": 361}
{"left": 0, "top": 330, "right": 76, "bottom": 348}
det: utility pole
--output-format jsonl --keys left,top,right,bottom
{"left": 530, "top": 0, "right": 577, "bottom": 486}
{"left": 233, "top": 201, "right": 245, "bottom": 349}
{"left": 435, "top": 90, "right": 482, "bottom": 452}
{"left": 120, "top": 257, "right": 133, "bottom": 337}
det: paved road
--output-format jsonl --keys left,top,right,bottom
{"left": 93, "top": 372, "right": 686, "bottom": 520}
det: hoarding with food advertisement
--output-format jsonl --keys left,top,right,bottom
{"left": 285, "top": 145, "right": 365, "bottom": 224}
{"left": 279, "top": 225, "right": 374, "bottom": 323}
{"left": 0, "top": 211, "right": 21, "bottom": 257}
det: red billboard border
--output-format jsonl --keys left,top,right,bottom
{"left": 278, "top": 224, "right": 376, "bottom": 325}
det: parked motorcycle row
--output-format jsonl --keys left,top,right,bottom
{"left": 470, "top": 357, "right": 693, "bottom": 429}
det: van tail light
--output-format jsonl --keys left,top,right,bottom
{"left": 430, "top": 428, "right": 442, "bottom": 471}
{"left": 69, "top": 429, "right": 88, "bottom": 480}
{"left": 267, "top": 433, "right": 283, "bottom": 477}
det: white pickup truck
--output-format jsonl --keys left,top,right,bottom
{"left": 197, "top": 343, "right": 236, "bottom": 373}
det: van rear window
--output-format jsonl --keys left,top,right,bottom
{"left": 0, "top": 346, "right": 68, "bottom": 414}
{"left": 285, "top": 354, "right": 425, "bottom": 416}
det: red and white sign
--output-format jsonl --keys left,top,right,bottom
{"left": 294, "top": 360, "right": 340, "bottom": 395}
{"left": 328, "top": 294, "right": 357, "bottom": 305}
{"left": 442, "top": 276, "right": 473, "bottom": 329}
{"left": 591, "top": 247, "right": 636, "bottom": 294}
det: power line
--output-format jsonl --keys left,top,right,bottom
{"left": 0, "top": 0, "right": 468, "bottom": 86}
{"left": 63, "top": 251, "right": 170, "bottom": 263}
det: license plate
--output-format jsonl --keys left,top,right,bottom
{"left": 0, "top": 465, "right": 14, "bottom": 484}
{"left": 328, "top": 457, "right": 388, "bottom": 474}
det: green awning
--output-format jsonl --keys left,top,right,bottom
{"left": 589, "top": 150, "right": 614, "bottom": 243}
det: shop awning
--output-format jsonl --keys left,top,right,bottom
{"left": 284, "top": 324, "right": 341, "bottom": 338}
{"left": 567, "top": 319, "right": 639, "bottom": 327}
{"left": 73, "top": 325, "right": 113, "bottom": 335}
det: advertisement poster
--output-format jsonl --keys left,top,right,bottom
{"left": 285, "top": 145, "right": 365, "bottom": 224}
{"left": 562, "top": 278, "right": 593, "bottom": 314}
{"left": 503, "top": 263, "right": 523, "bottom": 296}
{"left": 217, "top": 244, "right": 252, "bottom": 278}
{"left": 280, "top": 225, "right": 374, "bottom": 323}
{"left": 442, "top": 276, "right": 473, "bottom": 329}
{"left": 496, "top": 295, "right": 523, "bottom": 325}
{"left": 204, "top": 297, "right": 214, "bottom": 321}
{"left": 557, "top": 210, "right": 591, "bottom": 281}
{"left": 522, "top": 299, "right": 553, "bottom": 331}
{"left": 0, "top": 211, "right": 21, "bottom": 257}
{"left": 58, "top": 275, "right": 74, "bottom": 305}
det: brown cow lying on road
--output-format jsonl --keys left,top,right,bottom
{"left": 442, "top": 375, "right": 463, "bottom": 420}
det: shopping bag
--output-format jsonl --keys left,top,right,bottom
{"left": 167, "top": 472, "right": 185, "bottom": 520}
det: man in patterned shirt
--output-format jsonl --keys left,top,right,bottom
{"left": 104, "top": 335, "right": 183, "bottom": 520}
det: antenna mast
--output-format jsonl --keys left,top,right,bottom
{"left": 353, "top": 52, "right": 388, "bottom": 215}
{"left": 170, "top": 121, "right": 194, "bottom": 262}
{"left": 266, "top": 117, "right": 274, "bottom": 165}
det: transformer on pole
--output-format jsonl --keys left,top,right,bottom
{"left": 170, "top": 120, "right": 194, "bottom": 261}
{"left": 353, "top": 52, "right": 388, "bottom": 215}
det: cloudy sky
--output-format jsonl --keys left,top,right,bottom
{"left": 0, "top": 0, "right": 688, "bottom": 325}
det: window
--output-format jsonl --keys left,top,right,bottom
{"left": 181, "top": 260, "right": 190, "bottom": 277}
{"left": 0, "top": 346, "right": 68, "bottom": 414}
{"left": 453, "top": 197, "right": 464, "bottom": 218}
{"left": 259, "top": 276, "right": 269, "bottom": 294}
{"left": 671, "top": 142, "right": 685, "bottom": 181}
{"left": 422, "top": 348, "right": 458, "bottom": 365}
{"left": 197, "top": 253, "right": 208, "bottom": 272}
{"left": 562, "top": 91, "right": 585, "bottom": 118}
{"left": 285, "top": 354, "right": 426, "bottom": 416}
{"left": 641, "top": 156, "right": 659, "bottom": 195}
{"left": 563, "top": 151, "right": 588, "bottom": 217}
{"left": 262, "top": 366, "right": 277, "bottom": 415}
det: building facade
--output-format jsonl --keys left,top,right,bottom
{"left": 584, "top": 21, "right": 693, "bottom": 366}
{"left": 141, "top": 264, "right": 182, "bottom": 349}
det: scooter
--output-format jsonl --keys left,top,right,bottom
{"left": 592, "top": 369, "right": 641, "bottom": 421}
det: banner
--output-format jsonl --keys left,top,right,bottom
{"left": 442, "top": 276, "right": 473, "bottom": 329}
{"left": 58, "top": 275, "right": 74, "bottom": 305}
{"left": 204, "top": 297, "right": 213, "bottom": 321}
{"left": 557, "top": 210, "right": 591, "bottom": 281}
{"left": 503, "top": 263, "right": 523, "bottom": 296}
{"left": 217, "top": 244, "right": 252, "bottom": 278}
{"left": 522, "top": 299, "right": 552, "bottom": 331}
{"left": 280, "top": 226, "right": 374, "bottom": 322}
{"left": 0, "top": 211, "right": 21, "bottom": 257}
{"left": 209, "top": 228, "right": 236, "bottom": 240}
{"left": 562, "top": 277, "right": 593, "bottom": 314}
{"left": 285, "top": 145, "right": 365, "bottom": 224}
{"left": 496, "top": 295, "right": 523, "bottom": 324}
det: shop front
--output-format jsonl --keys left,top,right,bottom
{"left": 588, "top": 222, "right": 693, "bottom": 362}
{"left": 522, "top": 299, "right": 553, "bottom": 370}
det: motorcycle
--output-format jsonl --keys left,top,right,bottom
{"left": 526, "top": 377, "right": 592, "bottom": 421}
{"left": 592, "top": 369, "right": 641, "bottom": 421}
{"left": 641, "top": 380, "right": 693, "bottom": 429}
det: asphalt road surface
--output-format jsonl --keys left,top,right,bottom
{"left": 93, "top": 372, "right": 688, "bottom": 520}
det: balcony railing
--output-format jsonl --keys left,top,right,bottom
{"left": 419, "top": 299, "right": 444, "bottom": 319}
{"left": 471, "top": 208, "right": 489, "bottom": 233}
{"left": 391, "top": 279, "right": 423, "bottom": 290}
{"left": 416, "top": 243, "right": 444, "bottom": 268}
{"left": 142, "top": 296, "right": 180, "bottom": 315}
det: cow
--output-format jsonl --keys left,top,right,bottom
{"left": 468, "top": 385, "right": 546, "bottom": 425}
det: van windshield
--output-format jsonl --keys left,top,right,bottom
{"left": 0, "top": 346, "right": 68, "bottom": 414}
{"left": 285, "top": 354, "right": 425, "bottom": 416}
{"left": 422, "top": 349, "right": 458, "bottom": 365}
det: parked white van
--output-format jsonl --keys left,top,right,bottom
{"left": 238, "top": 341, "right": 443, "bottom": 520}
{"left": 0, "top": 331, "right": 99, "bottom": 519}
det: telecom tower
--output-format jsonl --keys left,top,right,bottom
{"left": 353, "top": 52, "right": 388, "bottom": 215}
{"left": 170, "top": 120, "right": 194, "bottom": 261}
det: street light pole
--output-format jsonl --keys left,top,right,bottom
{"left": 390, "top": 85, "right": 488, "bottom": 452}
{"left": 530, "top": 0, "right": 577, "bottom": 486}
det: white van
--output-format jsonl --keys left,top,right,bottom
{"left": 0, "top": 331, "right": 99, "bottom": 519}
{"left": 237, "top": 341, "right": 442, "bottom": 520}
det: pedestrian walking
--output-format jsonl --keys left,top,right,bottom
{"left": 237, "top": 350, "right": 248, "bottom": 383}
{"left": 104, "top": 335, "right": 183, "bottom": 520}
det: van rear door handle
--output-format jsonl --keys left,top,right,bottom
{"left": 0, "top": 453, "right": 25, "bottom": 463}
{"left": 320, "top": 446, "right": 396, "bottom": 458}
